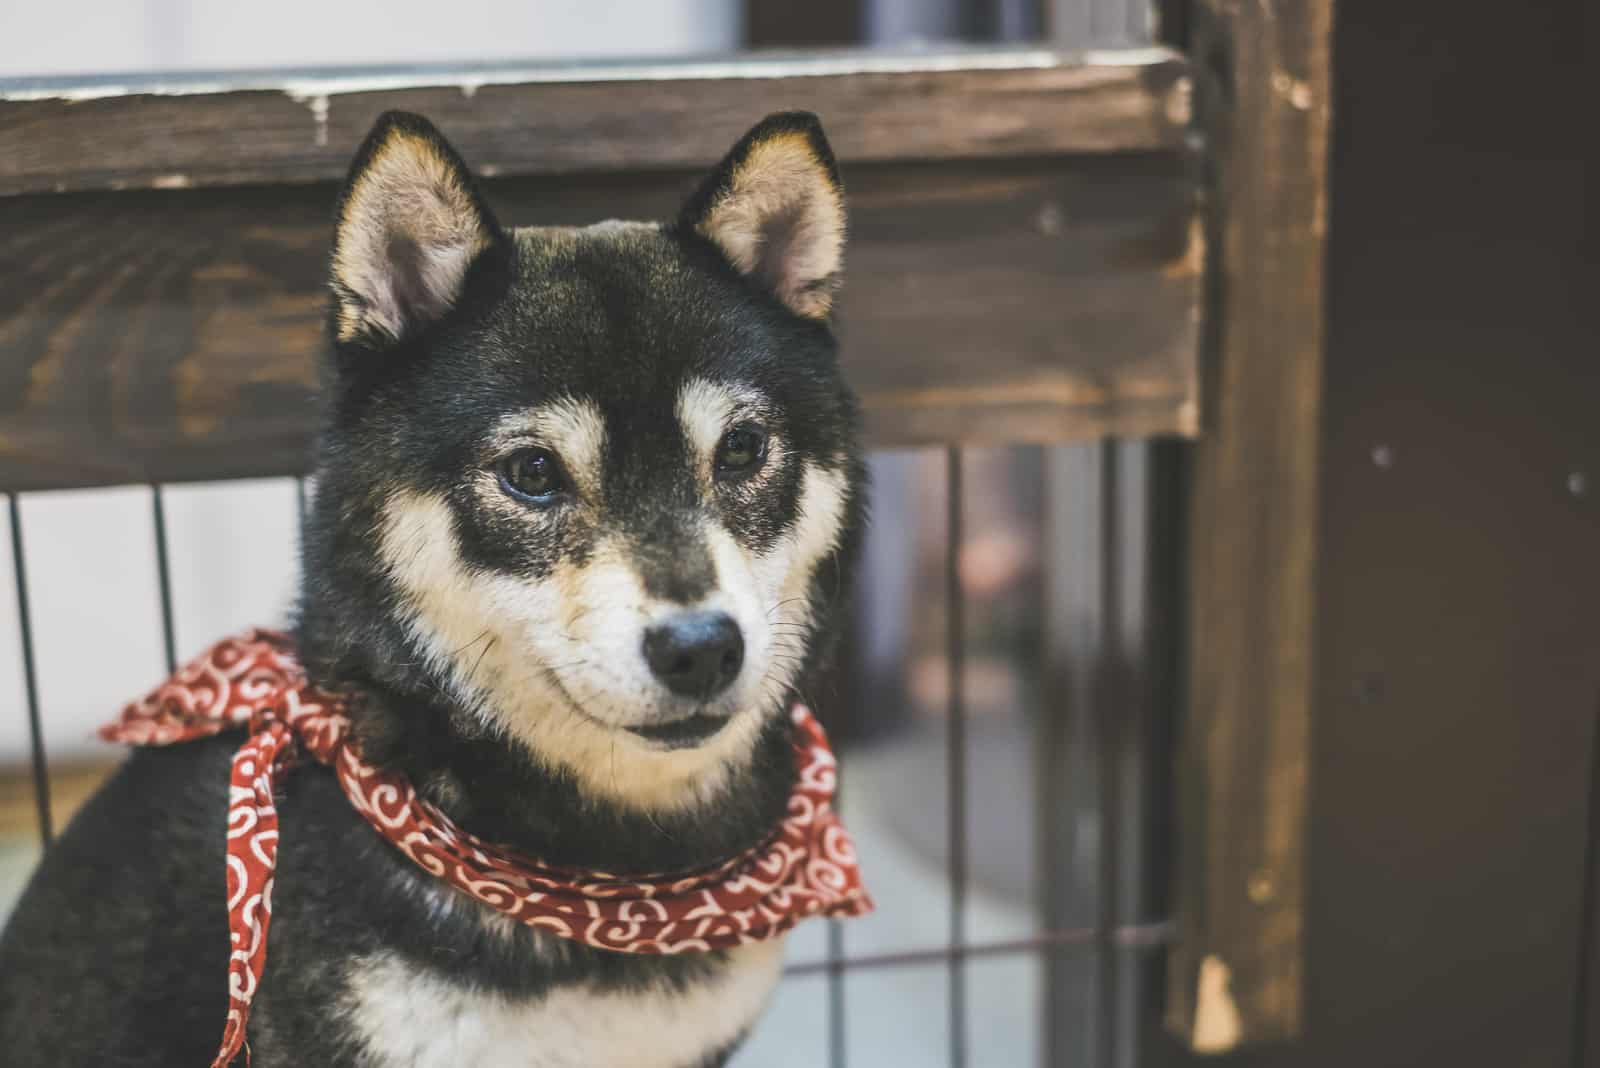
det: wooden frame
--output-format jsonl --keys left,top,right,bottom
{"left": 0, "top": 48, "right": 1188, "bottom": 196}
{"left": 1166, "top": 0, "right": 1334, "bottom": 1052}
{"left": 0, "top": 47, "right": 1201, "bottom": 491}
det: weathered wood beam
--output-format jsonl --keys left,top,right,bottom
{"left": 0, "top": 47, "right": 1190, "bottom": 196}
{"left": 0, "top": 153, "right": 1200, "bottom": 492}
{"left": 1166, "top": 0, "right": 1335, "bottom": 1052}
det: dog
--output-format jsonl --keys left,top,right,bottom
{"left": 0, "top": 108, "right": 865, "bottom": 1067}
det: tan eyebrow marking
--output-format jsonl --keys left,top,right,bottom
{"left": 676, "top": 378, "right": 770, "bottom": 477}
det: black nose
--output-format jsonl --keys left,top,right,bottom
{"left": 643, "top": 611, "right": 744, "bottom": 700}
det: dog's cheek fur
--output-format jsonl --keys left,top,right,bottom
{"left": 714, "top": 444, "right": 804, "bottom": 556}
{"left": 748, "top": 462, "right": 854, "bottom": 634}
{"left": 375, "top": 489, "right": 773, "bottom": 813}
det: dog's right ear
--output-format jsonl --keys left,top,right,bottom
{"left": 329, "top": 111, "right": 504, "bottom": 349}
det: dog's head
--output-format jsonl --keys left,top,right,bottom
{"left": 298, "top": 111, "right": 863, "bottom": 846}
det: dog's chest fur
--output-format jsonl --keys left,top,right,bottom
{"left": 345, "top": 941, "right": 783, "bottom": 1068}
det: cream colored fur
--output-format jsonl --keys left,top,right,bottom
{"left": 333, "top": 131, "right": 492, "bottom": 342}
{"left": 346, "top": 941, "right": 783, "bottom": 1068}
{"left": 696, "top": 132, "right": 845, "bottom": 319}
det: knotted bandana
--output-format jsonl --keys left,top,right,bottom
{"left": 101, "top": 630, "right": 871, "bottom": 1068}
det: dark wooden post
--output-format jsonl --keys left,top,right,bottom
{"left": 1166, "top": 0, "right": 1335, "bottom": 1051}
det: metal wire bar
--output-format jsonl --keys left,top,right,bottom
{"left": 1039, "top": 442, "right": 1110, "bottom": 1066}
{"left": 1095, "top": 446, "right": 1124, "bottom": 1068}
{"left": 945, "top": 447, "right": 968, "bottom": 1068}
{"left": 8, "top": 493, "right": 52, "bottom": 845}
{"left": 150, "top": 484, "right": 178, "bottom": 675}
{"left": 827, "top": 919, "right": 847, "bottom": 1068}
{"left": 785, "top": 922, "right": 1175, "bottom": 977}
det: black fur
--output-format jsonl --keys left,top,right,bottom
{"left": 0, "top": 111, "right": 864, "bottom": 1067}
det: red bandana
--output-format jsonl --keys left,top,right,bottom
{"left": 101, "top": 630, "right": 872, "bottom": 1068}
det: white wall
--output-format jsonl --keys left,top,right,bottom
{"left": 0, "top": 483, "right": 302, "bottom": 761}
{"left": 0, "top": 0, "right": 740, "bottom": 77}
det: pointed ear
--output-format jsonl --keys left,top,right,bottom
{"left": 330, "top": 111, "right": 503, "bottom": 347}
{"left": 679, "top": 112, "right": 846, "bottom": 320}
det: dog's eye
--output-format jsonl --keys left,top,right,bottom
{"left": 498, "top": 449, "right": 567, "bottom": 503}
{"left": 714, "top": 425, "right": 768, "bottom": 478}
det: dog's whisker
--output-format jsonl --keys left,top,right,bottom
{"left": 447, "top": 628, "right": 493, "bottom": 658}
{"left": 765, "top": 596, "right": 810, "bottom": 619}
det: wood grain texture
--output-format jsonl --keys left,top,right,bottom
{"left": 1164, "top": 0, "right": 1335, "bottom": 1050}
{"left": 0, "top": 154, "right": 1200, "bottom": 492}
{"left": 0, "top": 47, "right": 1190, "bottom": 197}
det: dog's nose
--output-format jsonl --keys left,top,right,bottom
{"left": 643, "top": 611, "right": 744, "bottom": 700}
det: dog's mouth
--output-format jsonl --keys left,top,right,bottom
{"left": 624, "top": 714, "right": 732, "bottom": 749}
{"left": 543, "top": 666, "right": 738, "bottom": 750}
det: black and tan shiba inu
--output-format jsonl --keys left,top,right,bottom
{"left": 0, "top": 109, "right": 865, "bottom": 1067}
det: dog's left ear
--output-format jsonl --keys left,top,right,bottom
{"left": 330, "top": 111, "right": 504, "bottom": 347}
{"left": 680, "top": 112, "right": 845, "bottom": 320}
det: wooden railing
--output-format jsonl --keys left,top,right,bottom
{"left": 0, "top": 46, "right": 1200, "bottom": 490}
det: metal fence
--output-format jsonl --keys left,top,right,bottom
{"left": 5, "top": 438, "right": 1181, "bottom": 1067}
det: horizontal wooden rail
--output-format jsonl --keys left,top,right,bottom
{"left": 0, "top": 47, "right": 1200, "bottom": 492}
{"left": 0, "top": 47, "right": 1189, "bottom": 195}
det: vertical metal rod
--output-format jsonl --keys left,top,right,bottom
{"left": 1040, "top": 443, "right": 1112, "bottom": 1067}
{"left": 946, "top": 447, "right": 968, "bottom": 1068}
{"left": 8, "top": 493, "right": 52, "bottom": 845}
{"left": 1095, "top": 447, "right": 1124, "bottom": 1068}
{"left": 150, "top": 484, "right": 177, "bottom": 674}
{"left": 827, "top": 920, "right": 847, "bottom": 1068}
